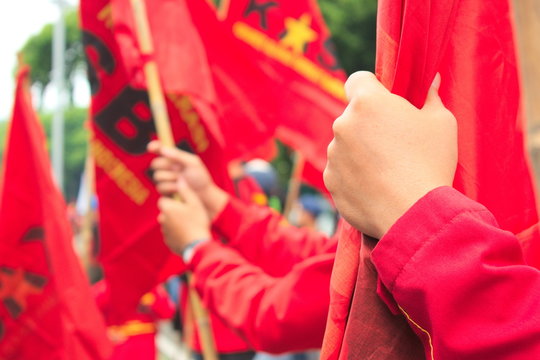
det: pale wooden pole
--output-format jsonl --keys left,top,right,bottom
{"left": 512, "top": 0, "right": 540, "bottom": 197}
{"left": 283, "top": 152, "right": 305, "bottom": 220}
{"left": 129, "top": 1, "right": 218, "bottom": 359}
{"left": 79, "top": 152, "right": 96, "bottom": 272}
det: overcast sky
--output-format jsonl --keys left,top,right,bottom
{"left": 0, "top": 0, "right": 84, "bottom": 120}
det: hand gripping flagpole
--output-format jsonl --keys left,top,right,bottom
{"left": 129, "top": 1, "right": 218, "bottom": 360}
{"left": 283, "top": 152, "right": 305, "bottom": 220}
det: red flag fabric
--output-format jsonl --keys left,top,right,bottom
{"left": 108, "top": 0, "right": 346, "bottom": 191}
{"left": 109, "top": 0, "right": 274, "bottom": 161}
{"left": 322, "top": 0, "right": 540, "bottom": 359}
{"left": 222, "top": 0, "right": 347, "bottom": 178}
{"left": 0, "top": 65, "right": 112, "bottom": 359}
{"left": 80, "top": 0, "right": 232, "bottom": 324}
{"left": 97, "top": 0, "right": 256, "bottom": 353}
{"left": 216, "top": 0, "right": 347, "bottom": 189}
{"left": 109, "top": 0, "right": 222, "bottom": 143}
{"left": 376, "top": 0, "right": 539, "bottom": 245}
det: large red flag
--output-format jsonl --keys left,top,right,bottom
{"left": 322, "top": 0, "right": 540, "bottom": 359}
{"left": 221, "top": 0, "right": 347, "bottom": 180}
{"left": 109, "top": 0, "right": 223, "bottom": 145}
{"left": 108, "top": 0, "right": 346, "bottom": 191}
{"left": 376, "top": 0, "right": 539, "bottom": 249}
{"left": 0, "top": 65, "right": 112, "bottom": 359}
{"left": 80, "top": 0, "right": 232, "bottom": 324}
{"left": 106, "top": 0, "right": 258, "bottom": 352}
{"left": 109, "top": 0, "right": 275, "bottom": 161}
{"left": 192, "top": 0, "right": 347, "bottom": 189}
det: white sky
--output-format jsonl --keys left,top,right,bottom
{"left": 0, "top": 0, "right": 86, "bottom": 121}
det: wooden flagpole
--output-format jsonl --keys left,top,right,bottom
{"left": 129, "top": 1, "right": 218, "bottom": 359}
{"left": 79, "top": 151, "right": 96, "bottom": 272}
{"left": 512, "top": 0, "right": 540, "bottom": 198}
{"left": 283, "top": 152, "right": 305, "bottom": 220}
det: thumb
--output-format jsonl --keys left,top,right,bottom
{"left": 423, "top": 73, "right": 444, "bottom": 110}
{"left": 175, "top": 176, "right": 198, "bottom": 204}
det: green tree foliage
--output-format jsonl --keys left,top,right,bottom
{"left": 20, "top": 9, "right": 84, "bottom": 108}
{"left": 0, "top": 121, "right": 7, "bottom": 163}
{"left": 40, "top": 107, "right": 88, "bottom": 201}
{"left": 319, "top": 0, "right": 378, "bottom": 74}
{"left": 0, "top": 107, "right": 87, "bottom": 201}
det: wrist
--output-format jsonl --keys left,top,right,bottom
{"left": 200, "top": 185, "right": 229, "bottom": 220}
{"left": 181, "top": 238, "right": 209, "bottom": 264}
{"left": 376, "top": 185, "right": 446, "bottom": 238}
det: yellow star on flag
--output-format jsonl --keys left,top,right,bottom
{"left": 280, "top": 14, "right": 318, "bottom": 54}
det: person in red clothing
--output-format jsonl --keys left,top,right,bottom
{"left": 151, "top": 69, "right": 540, "bottom": 360}
{"left": 178, "top": 163, "right": 271, "bottom": 360}
{"left": 93, "top": 279, "right": 176, "bottom": 359}
{"left": 149, "top": 141, "right": 336, "bottom": 353}
{"left": 323, "top": 71, "right": 540, "bottom": 359}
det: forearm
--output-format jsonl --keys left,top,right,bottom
{"left": 211, "top": 196, "right": 334, "bottom": 274}
{"left": 189, "top": 241, "right": 332, "bottom": 353}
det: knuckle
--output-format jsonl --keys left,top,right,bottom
{"left": 326, "top": 139, "right": 336, "bottom": 159}
{"left": 349, "top": 95, "right": 365, "bottom": 113}
{"left": 345, "top": 71, "right": 377, "bottom": 99}
{"left": 346, "top": 71, "right": 375, "bottom": 88}
{"left": 323, "top": 167, "right": 331, "bottom": 188}
{"left": 331, "top": 116, "right": 346, "bottom": 135}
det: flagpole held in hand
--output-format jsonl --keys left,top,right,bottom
{"left": 283, "top": 152, "right": 305, "bottom": 220}
{"left": 129, "top": 1, "right": 218, "bottom": 359}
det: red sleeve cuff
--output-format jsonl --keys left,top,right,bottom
{"left": 188, "top": 240, "right": 220, "bottom": 271}
{"left": 211, "top": 197, "right": 248, "bottom": 243}
{"left": 372, "top": 186, "right": 491, "bottom": 292}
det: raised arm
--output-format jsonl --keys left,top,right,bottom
{"left": 149, "top": 141, "right": 334, "bottom": 273}
{"left": 188, "top": 240, "right": 333, "bottom": 353}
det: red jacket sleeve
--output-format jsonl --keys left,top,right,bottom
{"left": 212, "top": 197, "right": 335, "bottom": 276}
{"left": 146, "top": 285, "right": 175, "bottom": 320}
{"left": 372, "top": 186, "right": 540, "bottom": 360}
{"left": 189, "top": 240, "right": 334, "bottom": 353}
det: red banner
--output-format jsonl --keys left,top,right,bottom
{"left": 80, "top": 0, "right": 232, "bottom": 324}
{"left": 322, "top": 1, "right": 540, "bottom": 359}
{"left": 0, "top": 65, "right": 111, "bottom": 359}
{"left": 106, "top": 0, "right": 346, "bottom": 191}
{"left": 110, "top": 0, "right": 222, "bottom": 143}
{"left": 376, "top": 0, "right": 539, "bottom": 264}
{"left": 222, "top": 0, "right": 347, "bottom": 178}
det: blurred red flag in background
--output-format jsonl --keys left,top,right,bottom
{"left": 0, "top": 65, "right": 111, "bottom": 359}
{"left": 80, "top": 0, "right": 232, "bottom": 324}
{"left": 111, "top": 0, "right": 348, "bottom": 191}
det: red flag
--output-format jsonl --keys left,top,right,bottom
{"left": 108, "top": 0, "right": 275, "bottom": 161}
{"left": 197, "top": 0, "right": 347, "bottom": 189}
{"left": 222, "top": 0, "right": 347, "bottom": 177}
{"left": 80, "top": 0, "right": 232, "bottom": 323}
{"left": 109, "top": 0, "right": 222, "bottom": 143}
{"left": 322, "top": 1, "right": 540, "bottom": 359}
{"left": 375, "top": 0, "right": 540, "bottom": 264}
{"left": 108, "top": 0, "right": 345, "bottom": 191}
{"left": 0, "top": 65, "right": 112, "bottom": 359}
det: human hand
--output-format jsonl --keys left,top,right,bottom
{"left": 148, "top": 140, "right": 228, "bottom": 219}
{"left": 157, "top": 177, "right": 211, "bottom": 255}
{"left": 148, "top": 140, "right": 214, "bottom": 196}
{"left": 324, "top": 72, "right": 457, "bottom": 238}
